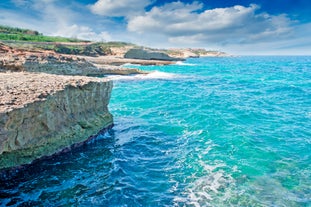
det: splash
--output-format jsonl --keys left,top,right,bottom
{"left": 175, "top": 61, "right": 197, "bottom": 66}
{"left": 121, "top": 63, "right": 142, "bottom": 67}
{"left": 107, "top": 70, "right": 181, "bottom": 81}
{"left": 175, "top": 162, "right": 236, "bottom": 207}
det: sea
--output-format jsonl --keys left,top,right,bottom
{"left": 1, "top": 56, "right": 310, "bottom": 206}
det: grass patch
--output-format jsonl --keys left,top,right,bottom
{"left": 0, "top": 25, "right": 138, "bottom": 56}
{"left": 0, "top": 33, "right": 84, "bottom": 42}
{"left": 0, "top": 25, "right": 86, "bottom": 42}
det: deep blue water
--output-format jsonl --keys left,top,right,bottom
{"left": 1, "top": 56, "right": 311, "bottom": 206}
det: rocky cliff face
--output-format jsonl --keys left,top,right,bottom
{"left": 0, "top": 72, "right": 113, "bottom": 170}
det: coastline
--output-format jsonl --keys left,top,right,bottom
{"left": 0, "top": 41, "right": 227, "bottom": 177}
{"left": 0, "top": 124, "right": 114, "bottom": 181}
{"left": 0, "top": 72, "right": 113, "bottom": 174}
{"left": 0, "top": 42, "right": 176, "bottom": 177}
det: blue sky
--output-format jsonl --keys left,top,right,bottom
{"left": 0, "top": 0, "right": 310, "bottom": 55}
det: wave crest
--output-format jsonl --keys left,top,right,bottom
{"left": 175, "top": 61, "right": 197, "bottom": 66}
{"left": 107, "top": 71, "right": 180, "bottom": 81}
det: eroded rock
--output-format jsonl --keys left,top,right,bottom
{"left": 0, "top": 72, "right": 113, "bottom": 170}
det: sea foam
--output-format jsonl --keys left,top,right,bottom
{"left": 107, "top": 70, "right": 181, "bottom": 81}
{"left": 175, "top": 61, "right": 197, "bottom": 66}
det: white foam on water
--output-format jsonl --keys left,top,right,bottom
{"left": 175, "top": 61, "right": 197, "bottom": 66}
{"left": 107, "top": 71, "right": 182, "bottom": 81}
{"left": 121, "top": 63, "right": 142, "bottom": 67}
{"left": 173, "top": 162, "right": 236, "bottom": 207}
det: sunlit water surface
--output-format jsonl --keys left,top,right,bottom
{"left": 1, "top": 56, "right": 310, "bottom": 206}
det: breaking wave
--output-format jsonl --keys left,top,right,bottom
{"left": 107, "top": 70, "right": 182, "bottom": 81}
{"left": 175, "top": 61, "right": 197, "bottom": 66}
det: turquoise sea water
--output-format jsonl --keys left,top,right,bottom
{"left": 1, "top": 56, "right": 311, "bottom": 206}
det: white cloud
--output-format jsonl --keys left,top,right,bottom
{"left": 1, "top": 0, "right": 112, "bottom": 42}
{"left": 127, "top": 2, "right": 295, "bottom": 46}
{"left": 54, "top": 24, "right": 112, "bottom": 41}
{"left": 89, "top": 0, "right": 152, "bottom": 17}
{"left": 33, "top": 1, "right": 73, "bottom": 30}
{"left": 0, "top": 9, "right": 42, "bottom": 30}
{"left": 2, "top": 0, "right": 310, "bottom": 54}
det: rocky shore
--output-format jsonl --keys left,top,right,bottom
{"left": 0, "top": 40, "right": 185, "bottom": 177}
{"left": 83, "top": 55, "right": 175, "bottom": 66}
{"left": 0, "top": 43, "right": 126, "bottom": 176}
{"left": 0, "top": 43, "right": 148, "bottom": 75}
{"left": 0, "top": 41, "right": 228, "bottom": 177}
{"left": 0, "top": 72, "right": 113, "bottom": 176}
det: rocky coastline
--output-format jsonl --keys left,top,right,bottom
{"left": 0, "top": 43, "right": 149, "bottom": 75}
{"left": 0, "top": 41, "right": 182, "bottom": 178}
{"left": 0, "top": 41, "right": 228, "bottom": 178}
{"left": 0, "top": 72, "right": 113, "bottom": 178}
{"left": 0, "top": 43, "right": 115, "bottom": 178}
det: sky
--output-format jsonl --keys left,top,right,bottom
{"left": 0, "top": 0, "right": 310, "bottom": 55}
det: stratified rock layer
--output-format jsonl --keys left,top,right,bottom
{"left": 0, "top": 72, "right": 113, "bottom": 170}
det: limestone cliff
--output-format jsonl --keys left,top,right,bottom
{"left": 0, "top": 72, "right": 113, "bottom": 170}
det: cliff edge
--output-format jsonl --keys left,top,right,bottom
{"left": 0, "top": 72, "right": 113, "bottom": 171}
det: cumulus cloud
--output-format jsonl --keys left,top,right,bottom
{"left": 54, "top": 24, "right": 112, "bottom": 41}
{"left": 127, "top": 2, "right": 294, "bottom": 45}
{"left": 3, "top": 0, "right": 310, "bottom": 54}
{"left": 89, "top": 0, "right": 152, "bottom": 17}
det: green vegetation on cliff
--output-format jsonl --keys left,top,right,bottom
{"left": 0, "top": 25, "right": 138, "bottom": 56}
{"left": 0, "top": 25, "right": 227, "bottom": 57}
{"left": 0, "top": 25, "right": 85, "bottom": 42}
{"left": 50, "top": 42, "right": 135, "bottom": 56}
{"left": 0, "top": 25, "right": 40, "bottom": 35}
{"left": 3, "top": 41, "right": 135, "bottom": 56}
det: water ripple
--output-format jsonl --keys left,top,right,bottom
{"left": 1, "top": 56, "right": 310, "bottom": 206}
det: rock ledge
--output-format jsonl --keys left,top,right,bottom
{"left": 0, "top": 72, "right": 113, "bottom": 171}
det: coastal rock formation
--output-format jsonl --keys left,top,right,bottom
{"left": 83, "top": 55, "right": 175, "bottom": 66}
{"left": 0, "top": 72, "right": 113, "bottom": 170}
{"left": 124, "top": 48, "right": 184, "bottom": 61}
{"left": 166, "top": 48, "right": 230, "bottom": 58}
{"left": 0, "top": 41, "right": 229, "bottom": 176}
{"left": 0, "top": 43, "right": 146, "bottom": 75}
